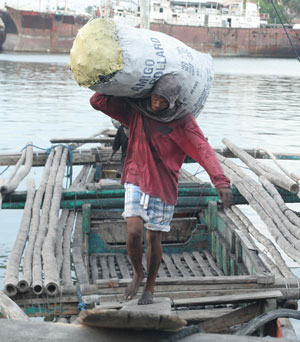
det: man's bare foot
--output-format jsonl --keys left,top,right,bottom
{"left": 125, "top": 274, "right": 144, "bottom": 301}
{"left": 138, "top": 290, "right": 153, "bottom": 305}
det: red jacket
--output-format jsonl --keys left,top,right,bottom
{"left": 90, "top": 93, "right": 230, "bottom": 205}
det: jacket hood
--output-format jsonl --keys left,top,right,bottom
{"left": 127, "top": 74, "right": 186, "bottom": 123}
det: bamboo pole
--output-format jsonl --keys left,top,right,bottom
{"left": 219, "top": 158, "right": 300, "bottom": 265}
{"left": 0, "top": 291, "right": 29, "bottom": 320}
{"left": 32, "top": 147, "right": 63, "bottom": 295}
{"left": 17, "top": 150, "right": 55, "bottom": 293}
{"left": 259, "top": 175, "right": 300, "bottom": 230}
{"left": 42, "top": 147, "right": 69, "bottom": 296}
{"left": 55, "top": 209, "right": 69, "bottom": 279}
{"left": 61, "top": 211, "right": 75, "bottom": 286}
{"left": 4, "top": 149, "right": 26, "bottom": 184}
{"left": 225, "top": 206, "right": 295, "bottom": 278}
{"left": 222, "top": 138, "right": 299, "bottom": 194}
{"left": 72, "top": 213, "right": 90, "bottom": 285}
{"left": 4, "top": 179, "right": 35, "bottom": 297}
{"left": 0, "top": 143, "right": 33, "bottom": 195}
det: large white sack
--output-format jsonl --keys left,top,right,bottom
{"left": 70, "top": 18, "right": 214, "bottom": 117}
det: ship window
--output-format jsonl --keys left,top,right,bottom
{"left": 159, "top": 8, "right": 163, "bottom": 13}
{"left": 22, "top": 15, "right": 52, "bottom": 29}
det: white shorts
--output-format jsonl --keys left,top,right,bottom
{"left": 122, "top": 183, "right": 174, "bottom": 232}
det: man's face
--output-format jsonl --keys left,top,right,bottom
{"left": 150, "top": 94, "right": 169, "bottom": 112}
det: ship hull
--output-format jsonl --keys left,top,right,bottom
{"left": 5, "top": 6, "right": 88, "bottom": 53}
{"left": 4, "top": 6, "right": 300, "bottom": 57}
{"left": 151, "top": 23, "right": 300, "bottom": 58}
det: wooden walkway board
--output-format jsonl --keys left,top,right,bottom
{"left": 90, "top": 251, "right": 224, "bottom": 282}
{"left": 79, "top": 297, "right": 186, "bottom": 331}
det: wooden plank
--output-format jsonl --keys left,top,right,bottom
{"left": 158, "top": 261, "right": 168, "bottom": 278}
{"left": 203, "top": 250, "right": 224, "bottom": 276}
{"left": 176, "top": 308, "right": 234, "bottom": 323}
{"left": 192, "top": 251, "right": 214, "bottom": 276}
{"left": 79, "top": 305, "right": 186, "bottom": 331}
{"left": 162, "top": 254, "right": 180, "bottom": 277}
{"left": 182, "top": 252, "right": 202, "bottom": 277}
{"left": 116, "top": 254, "right": 131, "bottom": 279}
{"left": 199, "top": 302, "right": 261, "bottom": 333}
{"left": 173, "top": 290, "right": 283, "bottom": 306}
{"left": 108, "top": 255, "right": 118, "bottom": 279}
{"left": 171, "top": 254, "right": 191, "bottom": 277}
{"left": 90, "top": 255, "right": 99, "bottom": 284}
{"left": 99, "top": 256, "right": 110, "bottom": 279}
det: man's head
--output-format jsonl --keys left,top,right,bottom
{"left": 150, "top": 94, "right": 169, "bottom": 112}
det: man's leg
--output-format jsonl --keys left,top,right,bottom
{"left": 125, "top": 216, "right": 144, "bottom": 300}
{"left": 138, "top": 229, "right": 162, "bottom": 305}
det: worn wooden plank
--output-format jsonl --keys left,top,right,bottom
{"left": 171, "top": 254, "right": 191, "bottom": 277}
{"left": 107, "top": 255, "right": 118, "bottom": 279}
{"left": 90, "top": 256, "right": 99, "bottom": 284}
{"left": 158, "top": 261, "right": 168, "bottom": 278}
{"left": 199, "top": 302, "right": 261, "bottom": 333}
{"left": 173, "top": 290, "right": 283, "bottom": 306}
{"left": 203, "top": 250, "right": 224, "bottom": 276}
{"left": 100, "top": 256, "right": 110, "bottom": 279}
{"left": 182, "top": 252, "right": 202, "bottom": 277}
{"left": 116, "top": 255, "right": 131, "bottom": 279}
{"left": 162, "top": 254, "right": 180, "bottom": 277}
{"left": 176, "top": 308, "right": 234, "bottom": 323}
{"left": 192, "top": 251, "right": 214, "bottom": 276}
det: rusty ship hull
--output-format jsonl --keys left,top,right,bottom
{"left": 2, "top": 6, "right": 300, "bottom": 57}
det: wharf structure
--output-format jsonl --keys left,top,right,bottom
{"left": 1, "top": 133, "right": 300, "bottom": 339}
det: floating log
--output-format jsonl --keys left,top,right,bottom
{"left": 222, "top": 138, "right": 299, "bottom": 194}
{"left": 32, "top": 147, "right": 63, "bottom": 295}
{"left": 4, "top": 179, "right": 35, "bottom": 297}
{"left": 0, "top": 291, "right": 29, "bottom": 320}
{"left": 43, "top": 147, "right": 69, "bottom": 296}
{"left": 18, "top": 149, "right": 55, "bottom": 293}
{"left": 0, "top": 142, "right": 33, "bottom": 195}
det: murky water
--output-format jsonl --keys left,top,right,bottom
{"left": 1, "top": 52, "right": 300, "bottom": 331}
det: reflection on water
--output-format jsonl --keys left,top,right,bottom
{"left": 0, "top": 53, "right": 300, "bottom": 331}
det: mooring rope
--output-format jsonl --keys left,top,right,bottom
{"left": 270, "top": 0, "right": 300, "bottom": 63}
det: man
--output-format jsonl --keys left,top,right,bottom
{"left": 90, "top": 74, "right": 232, "bottom": 305}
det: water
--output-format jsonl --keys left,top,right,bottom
{"left": 1, "top": 52, "right": 300, "bottom": 332}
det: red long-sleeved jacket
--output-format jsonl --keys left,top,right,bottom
{"left": 90, "top": 93, "right": 230, "bottom": 205}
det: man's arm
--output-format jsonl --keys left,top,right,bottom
{"left": 90, "top": 93, "right": 131, "bottom": 127}
{"left": 175, "top": 115, "right": 232, "bottom": 208}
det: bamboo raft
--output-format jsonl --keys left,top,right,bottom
{"left": 1, "top": 132, "right": 300, "bottom": 340}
